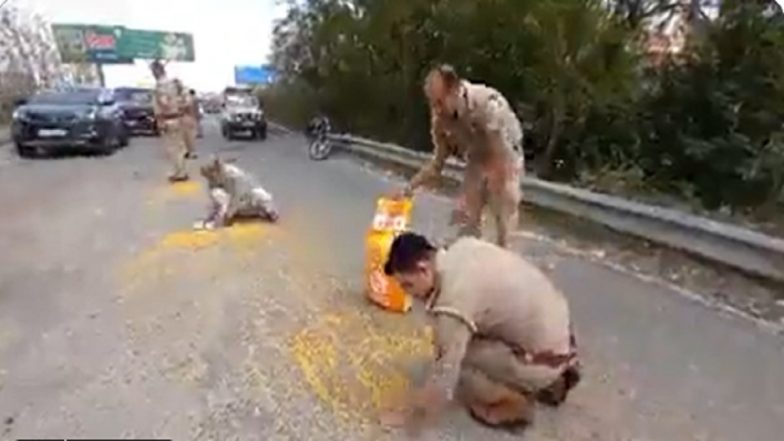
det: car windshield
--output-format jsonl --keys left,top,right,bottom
{"left": 225, "top": 95, "right": 258, "bottom": 107}
{"left": 28, "top": 89, "right": 102, "bottom": 105}
{"left": 115, "top": 89, "right": 152, "bottom": 104}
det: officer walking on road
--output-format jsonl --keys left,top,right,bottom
{"left": 392, "top": 65, "right": 525, "bottom": 248}
{"left": 150, "top": 59, "right": 189, "bottom": 182}
{"left": 380, "top": 232, "right": 580, "bottom": 432}
{"left": 183, "top": 89, "right": 201, "bottom": 159}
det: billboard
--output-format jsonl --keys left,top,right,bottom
{"left": 51, "top": 24, "right": 133, "bottom": 64}
{"left": 118, "top": 29, "right": 195, "bottom": 61}
{"left": 234, "top": 65, "right": 276, "bottom": 85}
{"left": 52, "top": 24, "right": 195, "bottom": 63}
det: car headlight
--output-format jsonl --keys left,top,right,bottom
{"left": 11, "top": 108, "right": 25, "bottom": 121}
{"left": 85, "top": 107, "right": 98, "bottom": 120}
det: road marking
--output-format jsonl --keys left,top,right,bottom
{"left": 290, "top": 311, "right": 433, "bottom": 425}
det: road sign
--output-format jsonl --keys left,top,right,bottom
{"left": 234, "top": 65, "right": 276, "bottom": 85}
{"left": 51, "top": 24, "right": 134, "bottom": 64}
{"left": 52, "top": 24, "right": 195, "bottom": 63}
{"left": 118, "top": 29, "right": 195, "bottom": 61}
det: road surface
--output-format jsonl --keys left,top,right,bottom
{"left": 0, "top": 119, "right": 782, "bottom": 441}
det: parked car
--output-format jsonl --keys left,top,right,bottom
{"left": 11, "top": 87, "right": 129, "bottom": 158}
{"left": 220, "top": 94, "right": 267, "bottom": 140}
{"left": 201, "top": 93, "right": 223, "bottom": 113}
{"left": 114, "top": 87, "right": 158, "bottom": 136}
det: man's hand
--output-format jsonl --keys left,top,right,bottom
{"left": 388, "top": 185, "right": 413, "bottom": 200}
{"left": 449, "top": 196, "right": 469, "bottom": 225}
{"left": 379, "top": 382, "right": 447, "bottom": 435}
{"left": 449, "top": 207, "right": 468, "bottom": 226}
{"left": 379, "top": 405, "right": 411, "bottom": 429}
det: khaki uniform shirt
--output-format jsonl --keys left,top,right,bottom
{"left": 153, "top": 77, "right": 187, "bottom": 120}
{"left": 426, "top": 237, "right": 572, "bottom": 399}
{"left": 411, "top": 80, "right": 524, "bottom": 189}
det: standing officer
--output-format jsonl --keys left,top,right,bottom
{"left": 393, "top": 65, "right": 525, "bottom": 248}
{"left": 150, "top": 60, "right": 189, "bottom": 182}
{"left": 182, "top": 88, "right": 201, "bottom": 159}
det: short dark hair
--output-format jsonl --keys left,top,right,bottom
{"left": 384, "top": 232, "right": 436, "bottom": 276}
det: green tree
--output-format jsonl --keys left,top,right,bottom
{"left": 264, "top": 0, "right": 784, "bottom": 217}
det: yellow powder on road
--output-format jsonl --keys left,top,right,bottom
{"left": 146, "top": 181, "right": 203, "bottom": 206}
{"left": 169, "top": 180, "right": 201, "bottom": 197}
{"left": 290, "top": 311, "right": 433, "bottom": 424}
{"left": 225, "top": 222, "right": 269, "bottom": 249}
{"left": 120, "top": 223, "right": 270, "bottom": 284}
{"left": 161, "top": 230, "right": 221, "bottom": 250}
{"left": 151, "top": 223, "right": 269, "bottom": 253}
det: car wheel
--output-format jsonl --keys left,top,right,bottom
{"left": 96, "top": 135, "right": 117, "bottom": 156}
{"left": 119, "top": 126, "right": 130, "bottom": 147}
{"left": 16, "top": 142, "right": 35, "bottom": 158}
{"left": 257, "top": 126, "right": 267, "bottom": 140}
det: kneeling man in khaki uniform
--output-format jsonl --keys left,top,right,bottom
{"left": 381, "top": 233, "right": 581, "bottom": 432}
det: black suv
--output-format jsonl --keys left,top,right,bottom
{"left": 11, "top": 87, "right": 129, "bottom": 157}
{"left": 115, "top": 87, "right": 158, "bottom": 136}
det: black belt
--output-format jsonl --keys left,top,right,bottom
{"left": 159, "top": 113, "right": 183, "bottom": 120}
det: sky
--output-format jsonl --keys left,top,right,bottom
{"left": 11, "top": 0, "right": 784, "bottom": 91}
{"left": 14, "top": 0, "right": 288, "bottom": 92}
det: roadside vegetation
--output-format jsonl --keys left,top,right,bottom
{"left": 261, "top": 0, "right": 784, "bottom": 234}
{"left": 0, "top": 4, "right": 97, "bottom": 124}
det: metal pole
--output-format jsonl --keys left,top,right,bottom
{"left": 96, "top": 63, "right": 105, "bottom": 87}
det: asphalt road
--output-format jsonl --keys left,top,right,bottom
{"left": 0, "top": 119, "right": 782, "bottom": 441}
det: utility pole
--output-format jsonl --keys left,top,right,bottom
{"left": 96, "top": 63, "right": 105, "bottom": 87}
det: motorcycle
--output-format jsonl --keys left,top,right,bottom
{"left": 306, "top": 116, "right": 333, "bottom": 161}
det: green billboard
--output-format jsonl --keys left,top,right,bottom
{"left": 118, "top": 29, "right": 195, "bottom": 61}
{"left": 52, "top": 24, "right": 195, "bottom": 63}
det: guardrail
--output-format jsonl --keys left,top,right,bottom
{"left": 327, "top": 133, "right": 784, "bottom": 283}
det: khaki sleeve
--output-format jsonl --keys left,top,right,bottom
{"left": 427, "top": 313, "right": 473, "bottom": 402}
{"left": 408, "top": 113, "right": 451, "bottom": 192}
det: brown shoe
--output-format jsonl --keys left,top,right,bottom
{"left": 536, "top": 365, "right": 581, "bottom": 407}
{"left": 168, "top": 174, "right": 189, "bottom": 182}
{"left": 466, "top": 390, "right": 534, "bottom": 432}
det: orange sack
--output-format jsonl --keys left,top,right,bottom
{"left": 364, "top": 196, "right": 414, "bottom": 313}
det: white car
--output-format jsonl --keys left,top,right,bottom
{"left": 219, "top": 95, "right": 267, "bottom": 140}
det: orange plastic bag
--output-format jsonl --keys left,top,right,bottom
{"left": 364, "top": 197, "right": 414, "bottom": 313}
